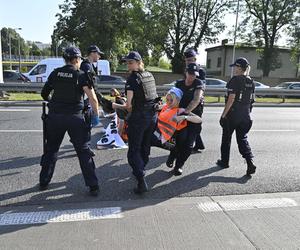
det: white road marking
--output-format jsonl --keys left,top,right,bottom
{"left": 0, "top": 207, "right": 123, "bottom": 226}
{"left": 198, "top": 198, "right": 298, "bottom": 213}
{"left": 0, "top": 130, "right": 42, "bottom": 133}
{"left": 0, "top": 109, "right": 31, "bottom": 112}
{"left": 251, "top": 130, "right": 296, "bottom": 132}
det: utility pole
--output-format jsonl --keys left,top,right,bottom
{"left": 231, "top": 0, "right": 240, "bottom": 77}
{"left": 9, "top": 33, "right": 12, "bottom": 70}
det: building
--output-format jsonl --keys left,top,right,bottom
{"left": 34, "top": 41, "right": 51, "bottom": 50}
{"left": 205, "top": 44, "right": 299, "bottom": 79}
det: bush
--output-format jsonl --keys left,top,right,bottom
{"left": 158, "top": 58, "right": 171, "bottom": 70}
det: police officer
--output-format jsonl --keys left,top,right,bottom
{"left": 112, "top": 51, "right": 157, "bottom": 194}
{"left": 167, "top": 63, "right": 205, "bottom": 175}
{"left": 80, "top": 45, "right": 105, "bottom": 140}
{"left": 184, "top": 48, "right": 206, "bottom": 152}
{"left": 39, "top": 47, "right": 101, "bottom": 196}
{"left": 216, "top": 57, "right": 256, "bottom": 176}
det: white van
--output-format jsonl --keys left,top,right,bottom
{"left": 24, "top": 58, "right": 110, "bottom": 82}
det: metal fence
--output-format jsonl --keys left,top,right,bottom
{"left": 1, "top": 82, "right": 300, "bottom": 102}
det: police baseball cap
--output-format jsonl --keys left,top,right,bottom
{"left": 230, "top": 57, "right": 249, "bottom": 68}
{"left": 184, "top": 49, "right": 197, "bottom": 58}
{"left": 63, "top": 47, "right": 83, "bottom": 59}
{"left": 88, "top": 45, "right": 104, "bottom": 55}
{"left": 124, "top": 51, "right": 142, "bottom": 61}
{"left": 186, "top": 63, "right": 199, "bottom": 76}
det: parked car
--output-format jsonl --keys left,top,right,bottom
{"left": 205, "top": 78, "right": 227, "bottom": 88}
{"left": 3, "top": 70, "right": 31, "bottom": 83}
{"left": 254, "top": 81, "right": 270, "bottom": 89}
{"left": 23, "top": 58, "right": 111, "bottom": 82}
{"left": 273, "top": 82, "right": 300, "bottom": 90}
{"left": 164, "top": 78, "right": 227, "bottom": 88}
{"left": 95, "top": 75, "right": 126, "bottom": 86}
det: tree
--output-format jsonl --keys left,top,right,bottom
{"left": 243, "top": 0, "right": 300, "bottom": 77}
{"left": 0, "top": 28, "right": 28, "bottom": 57}
{"left": 147, "top": 0, "right": 232, "bottom": 73}
{"left": 288, "top": 14, "right": 300, "bottom": 77}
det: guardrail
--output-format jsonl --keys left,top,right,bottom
{"left": 1, "top": 82, "right": 300, "bottom": 102}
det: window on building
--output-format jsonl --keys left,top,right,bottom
{"left": 207, "top": 59, "right": 211, "bottom": 69}
{"left": 217, "top": 57, "right": 221, "bottom": 68}
{"left": 257, "top": 59, "right": 263, "bottom": 70}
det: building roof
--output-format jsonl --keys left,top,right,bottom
{"left": 205, "top": 44, "right": 291, "bottom": 52}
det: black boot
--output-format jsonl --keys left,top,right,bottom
{"left": 134, "top": 176, "right": 149, "bottom": 194}
{"left": 246, "top": 159, "right": 256, "bottom": 176}
{"left": 216, "top": 159, "right": 229, "bottom": 168}
{"left": 166, "top": 155, "right": 175, "bottom": 168}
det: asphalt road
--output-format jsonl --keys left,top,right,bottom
{"left": 0, "top": 106, "right": 299, "bottom": 207}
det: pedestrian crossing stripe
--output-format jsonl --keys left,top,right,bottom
{"left": 0, "top": 207, "right": 123, "bottom": 226}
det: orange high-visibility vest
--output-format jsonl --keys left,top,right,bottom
{"left": 157, "top": 105, "right": 187, "bottom": 142}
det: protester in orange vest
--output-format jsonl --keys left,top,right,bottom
{"left": 152, "top": 87, "right": 202, "bottom": 150}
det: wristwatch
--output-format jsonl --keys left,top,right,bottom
{"left": 184, "top": 115, "right": 188, "bottom": 120}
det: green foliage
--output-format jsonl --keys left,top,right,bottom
{"left": 158, "top": 58, "right": 171, "bottom": 70}
{"left": 237, "top": 0, "right": 300, "bottom": 76}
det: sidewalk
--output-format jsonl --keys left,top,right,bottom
{"left": 1, "top": 191, "right": 299, "bottom": 249}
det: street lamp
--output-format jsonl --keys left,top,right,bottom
{"left": 231, "top": 0, "right": 240, "bottom": 77}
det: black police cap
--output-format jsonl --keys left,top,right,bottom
{"left": 88, "top": 45, "right": 104, "bottom": 55}
{"left": 63, "top": 47, "right": 83, "bottom": 59}
{"left": 230, "top": 57, "right": 249, "bottom": 68}
{"left": 184, "top": 49, "right": 197, "bottom": 58}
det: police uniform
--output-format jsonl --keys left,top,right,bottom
{"left": 167, "top": 73, "right": 205, "bottom": 174}
{"left": 39, "top": 47, "right": 99, "bottom": 194}
{"left": 219, "top": 74, "right": 255, "bottom": 172}
{"left": 183, "top": 49, "right": 206, "bottom": 151}
{"left": 126, "top": 70, "right": 157, "bottom": 179}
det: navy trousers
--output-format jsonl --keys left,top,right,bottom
{"left": 40, "top": 112, "right": 98, "bottom": 187}
{"left": 127, "top": 110, "right": 157, "bottom": 178}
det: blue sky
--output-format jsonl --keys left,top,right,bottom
{"left": 0, "top": 0, "right": 64, "bottom": 43}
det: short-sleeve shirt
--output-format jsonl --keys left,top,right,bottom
{"left": 125, "top": 71, "right": 154, "bottom": 111}
{"left": 42, "top": 65, "right": 89, "bottom": 114}
{"left": 175, "top": 78, "right": 205, "bottom": 116}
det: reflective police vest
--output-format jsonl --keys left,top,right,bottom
{"left": 157, "top": 105, "right": 187, "bottom": 142}
{"left": 51, "top": 66, "right": 82, "bottom": 104}
{"left": 136, "top": 71, "right": 158, "bottom": 101}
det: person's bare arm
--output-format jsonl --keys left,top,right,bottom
{"left": 185, "top": 89, "right": 203, "bottom": 113}
{"left": 112, "top": 90, "right": 133, "bottom": 112}
{"left": 175, "top": 112, "right": 202, "bottom": 123}
{"left": 83, "top": 86, "right": 99, "bottom": 114}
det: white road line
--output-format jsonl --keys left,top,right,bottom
{"left": 0, "top": 109, "right": 31, "bottom": 112}
{"left": 0, "top": 207, "right": 123, "bottom": 226}
{"left": 251, "top": 130, "right": 296, "bottom": 132}
{"left": 198, "top": 198, "right": 298, "bottom": 213}
{"left": 0, "top": 130, "right": 42, "bottom": 133}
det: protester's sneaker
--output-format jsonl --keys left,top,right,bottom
{"left": 166, "top": 156, "right": 175, "bottom": 168}
{"left": 216, "top": 159, "right": 230, "bottom": 168}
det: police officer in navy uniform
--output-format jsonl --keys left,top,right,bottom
{"left": 39, "top": 47, "right": 101, "bottom": 196}
{"left": 167, "top": 63, "right": 205, "bottom": 175}
{"left": 80, "top": 45, "right": 105, "bottom": 155}
{"left": 216, "top": 57, "right": 256, "bottom": 176}
{"left": 184, "top": 48, "right": 206, "bottom": 152}
{"left": 80, "top": 45, "right": 104, "bottom": 82}
{"left": 112, "top": 51, "right": 157, "bottom": 194}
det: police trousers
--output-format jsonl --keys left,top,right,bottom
{"left": 220, "top": 115, "right": 253, "bottom": 164}
{"left": 127, "top": 109, "right": 157, "bottom": 178}
{"left": 168, "top": 122, "right": 201, "bottom": 169}
{"left": 40, "top": 112, "right": 98, "bottom": 187}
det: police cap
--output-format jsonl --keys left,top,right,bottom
{"left": 124, "top": 51, "right": 142, "bottom": 61}
{"left": 230, "top": 57, "right": 249, "bottom": 69}
{"left": 88, "top": 45, "right": 104, "bottom": 55}
{"left": 184, "top": 49, "right": 197, "bottom": 58}
{"left": 186, "top": 63, "right": 200, "bottom": 76}
{"left": 63, "top": 47, "right": 83, "bottom": 60}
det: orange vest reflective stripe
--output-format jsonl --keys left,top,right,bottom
{"left": 157, "top": 105, "right": 187, "bottom": 142}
